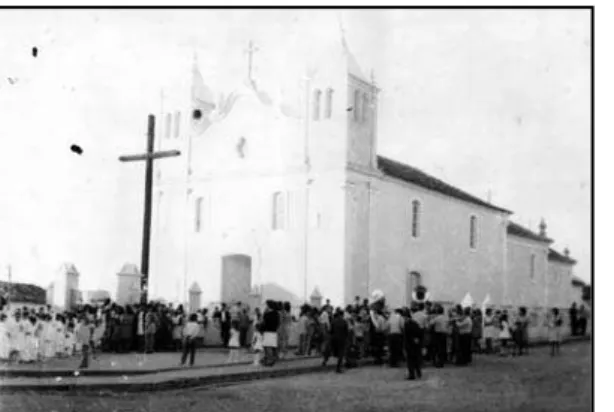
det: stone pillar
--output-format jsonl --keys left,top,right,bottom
{"left": 116, "top": 263, "right": 142, "bottom": 305}
{"left": 189, "top": 282, "right": 202, "bottom": 314}
{"left": 51, "top": 263, "right": 80, "bottom": 310}
{"left": 310, "top": 287, "right": 322, "bottom": 309}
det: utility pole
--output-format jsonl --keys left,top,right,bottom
{"left": 119, "top": 115, "right": 181, "bottom": 304}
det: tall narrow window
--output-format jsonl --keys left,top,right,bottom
{"left": 362, "top": 92, "right": 369, "bottom": 122}
{"left": 195, "top": 197, "right": 203, "bottom": 232}
{"left": 411, "top": 200, "right": 421, "bottom": 238}
{"left": 164, "top": 113, "right": 172, "bottom": 138}
{"left": 272, "top": 191, "right": 286, "bottom": 230}
{"left": 469, "top": 215, "right": 478, "bottom": 249}
{"left": 530, "top": 254, "right": 536, "bottom": 280}
{"left": 325, "top": 88, "right": 334, "bottom": 119}
{"left": 174, "top": 111, "right": 181, "bottom": 138}
{"left": 354, "top": 89, "right": 361, "bottom": 121}
{"left": 312, "top": 89, "right": 321, "bottom": 121}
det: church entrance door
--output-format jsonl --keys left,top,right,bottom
{"left": 221, "top": 254, "right": 252, "bottom": 304}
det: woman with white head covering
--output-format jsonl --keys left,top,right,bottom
{"left": 369, "top": 290, "right": 388, "bottom": 364}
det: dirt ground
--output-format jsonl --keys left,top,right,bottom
{"left": 0, "top": 341, "right": 592, "bottom": 412}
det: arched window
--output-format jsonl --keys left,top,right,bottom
{"left": 469, "top": 215, "right": 478, "bottom": 249}
{"left": 174, "top": 111, "right": 181, "bottom": 138}
{"left": 411, "top": 200, "right": 421, "bottom": 238}
{"left": 530, "top": 254, "right": 536, "bottom": 280}
{"left": 312, "top": 89, "right": 321, "bottom": 121}
{"left": 272, "top": 191, "right": 286, "bottom": 230}
{"left": 164, "top": 113, "right": 172, "bottom": 138}
{"left": 325, "top": 88, "right": 334, "bottom": 119}
{"left": 353, "top": 89, "right": 361, "bottom": 121}
{"left": 362, "top": 92, "right": 369, "bottom": 122}
{"left": 195, "top": 197, "right": 203, "bottom": 232}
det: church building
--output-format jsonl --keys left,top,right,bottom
{"left": 148, "top": 33, "right": 578, "bottom": 311}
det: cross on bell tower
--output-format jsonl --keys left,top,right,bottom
{"left": 244, "top": 40, "right": 259, "bottom": 83}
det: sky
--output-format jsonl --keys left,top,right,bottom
{"left": 0, "top": 9, "right": 591, "bottom": 293}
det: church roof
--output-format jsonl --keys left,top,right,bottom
{"left": 0, "top": 281, "right": 47, "bottom": 304}
{"left": 377, "top": 156, "right": 511, "bottom": 214}
{"left": 548, "top": 248, "right": 577, "bottom": 265}
{"left": 507, "top": 221, "right": 553, "bottom": 243}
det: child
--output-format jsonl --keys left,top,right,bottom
{"left": 547, "top": 308, "right": 563, "bottom": 356}
{"left": 227, "top": 320, "right": 241, "bottom": 363}
{"left": 498, "top": 313, "right": 511, "bottom": 357}
{"left": 251, "top": 323, "right": 264, "bottom": 366}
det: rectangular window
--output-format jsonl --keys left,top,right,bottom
{"left": 325, "top": 88, "right": 334, "bottom": 119}
{"left": 195, "top": 197, "right": 203, "bottom": 232}
{"left": 313, "top": 89, "right": 321, "bottom": 121}
{"left": 272, "top": 191, "right": 286, "bottom": 230}
{"left": 362, "top": 92, "right": 369, "bottom": 122}
{"left": 411, "top": 200, "right": 421, "bottom": 238}
{"left": 469, "top": 215, "right": 477, "bottom": 249}
{"left": 165, "top": 113, "right": 172, "bottom": 139}
{"left": 174, "top": 111, "right": 181, "bottom": 138}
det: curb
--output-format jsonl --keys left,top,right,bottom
{"left": 0, "top": 354, "right": 320, "bottom": 378}
{"left": 0, "top": 360, "right": 375, "bottom": 394}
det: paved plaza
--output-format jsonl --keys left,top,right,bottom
{"left": 0, "top": 341, "right": 592, "bottom": 412}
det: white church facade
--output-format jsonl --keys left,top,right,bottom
{"left": 147, "top": 35, "right": 578, "bottom": 311}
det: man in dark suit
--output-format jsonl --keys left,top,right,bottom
{"left": 404, "top": 308, "right": 424, "bottom": 380}
{"left": 219, "top": 303, "right": 231, "bottom": 347}
{"left": 323, "top": 308, "right": 349, "bottom": 373}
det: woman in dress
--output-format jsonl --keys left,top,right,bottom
{"left": 483, "top": 308, "right": 495, "bottom": 354}
{"left": 547, "top": 307, "right": 563, "bottom": 356}
{"left": 261, "top": 300, "right": 280, "bottom": 366}
{"left": 277, "top": 302, "right": 292, "bottom": 359}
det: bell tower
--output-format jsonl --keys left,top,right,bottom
{"left": 346, "top": 67, "right": 379, "bottom": 171}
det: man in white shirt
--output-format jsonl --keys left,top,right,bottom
{"left": 412, "top": 303, "right": 429, "bottom": 330}
{"left": 180, "top": 314, "right": 200, "bottom": 367}
{"left": 387, "top": 309, "right": 405, "bottom": 367}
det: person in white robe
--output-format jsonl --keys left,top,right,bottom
{"left": 65, "top": 321, "right": 76, "bottom": 357}
{"left": 41, "top": 316, "right": 56, "bottom": 360}
{"left": 9, "top": 313, "right": 25, "bottom": 362}
{"left": 0, "top": 314, "right": 10, "bottom": 360}
{"left": 54, "top": 316, "right": 66, "bottom": 357}
{"left": 21, "top": 317, "right": 37, "bottom": 362}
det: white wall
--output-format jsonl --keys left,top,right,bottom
{"left": 506, "top": 236, "right": 549, "bottom": 307}
{"left": 353, "top": 170, "right": 508, "bottom": 309}
{"left": 546, "top": 260, "right": 575, "bottom": 308}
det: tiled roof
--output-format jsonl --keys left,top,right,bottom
{"left": 377, "top": 156, "right": 511, "bottom": 214}
{"left": 549, "top": 248, "right": 577, "bottom": 265}
{"left": 507, "top": 221, "right": 553, "bottom": 243}
{"left": 0, "top": 281, "right": 46, "bottom": 304}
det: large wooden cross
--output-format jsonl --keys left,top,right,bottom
{"left": 119, "top": 114, "right": 181, "bottom": 304}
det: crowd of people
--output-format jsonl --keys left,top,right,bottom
{"left": 0, "top": 293, "right": 579, "bottom": 377}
